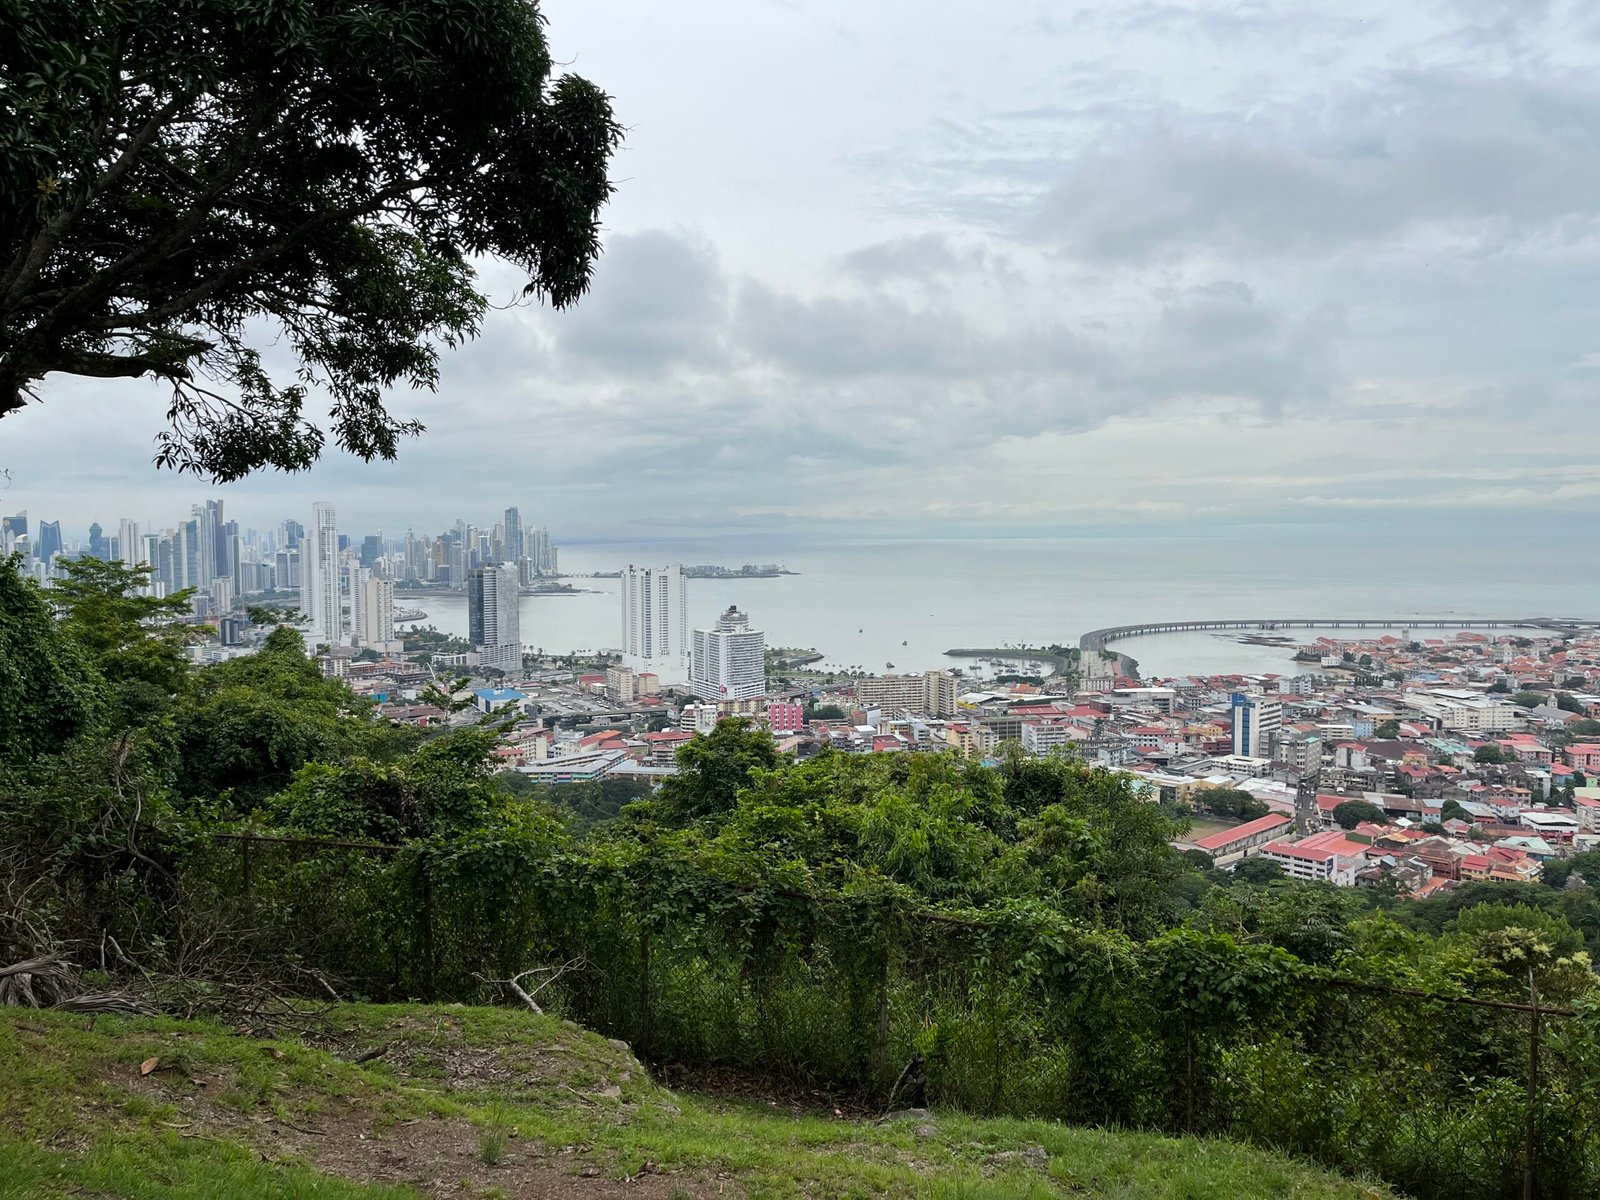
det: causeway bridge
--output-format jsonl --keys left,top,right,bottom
{"left": 1079, "top": 617, "right": 1593, "bottom": 655}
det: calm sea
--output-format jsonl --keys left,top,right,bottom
{"left": 398, "top": 529, "right": 1600, "bottom": 680}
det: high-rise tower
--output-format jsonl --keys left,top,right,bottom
{"left": 300, "top": 502, "right": 342, "bottom": 647}
{"left": 468, "top": 564, "right": 521, "bottom": 672}
{"left": 620, "top": 564, "right": 689, "bottom": 684}
{"left": 503, "top": 507, "right": 524, "bottom": 562}
{"left": 690, "top": 606, "right": 767, "bottom": 702}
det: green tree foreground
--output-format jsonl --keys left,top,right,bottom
{"left": 0, "top": 0, "right": 620, "bottom": 479}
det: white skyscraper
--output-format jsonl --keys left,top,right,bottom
{"left": 690, "top": 606, "right": 767, "bottom": 702}
{"left": 469, "top": 564, "right": 521, "bottom": 672}
{"left": 300, "top": 502, "right": 342, "bottom": 647}
{"left": 117, "top": 518, "right": 145, "bottom": 593}
{"left": 117, "top": 519, "right": 143, "bottom": 568}
{"left": 352, "top": 571, "right": 395, "bottom": 650}
{"left": 620, "top": 564, "right": 689, "bottom": 684}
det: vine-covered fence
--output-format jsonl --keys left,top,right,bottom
{"left": 183, "top": 833, "right": 1600, "bottom": 1200}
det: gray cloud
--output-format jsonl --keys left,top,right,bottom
{"left": 837, "top": 233, "right": 1008, "bottom": 282}
{"left": 1031, "top": 72, "right": 1600, "bottom": 263}
{"left": 550, "top": 230, "right": 729, "bottom": 375}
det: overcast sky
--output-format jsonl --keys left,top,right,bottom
{"left": 7, "top": 0, "right": 1600, "bottom": 539}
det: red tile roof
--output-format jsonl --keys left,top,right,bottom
{"left": 1193, "top": 812, "right": 1292, "bottom": 851}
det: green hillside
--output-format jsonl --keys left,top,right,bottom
{"left": 0, "top": 1004, "right": 1386, "bottom": 1200}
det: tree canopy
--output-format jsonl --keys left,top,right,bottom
{"left": 0, "top": 554, "right": 99, "bottom": 762}
{"left": 1197, "top": 787, "right": 1269, "bottom": 821}
{"left": 47, "top": 555, "right": 193, "bottom": 727}
{"left": 1332, "top": 799, "right": 1385, "bottom": 829}
{"left": 0, "top": 0, "right": 620, "bottom": 480}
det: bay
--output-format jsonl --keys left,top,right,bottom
{"left": 397, "top": 529, "right": 1600, "bottom": 680}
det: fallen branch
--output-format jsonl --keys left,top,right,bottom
{"left": 0, "top": 954, "right": 150, "bottom": 1013}
{"left": 292, "top": 965, "right": 340, "bottom": 1002}
{"left": 0, "top": 955, "right": 76, "bottom": 1007}
{"left": 54, "top": 992, "right": 151, "bottom": 1015}
{"left": 476, "top": 957, "right": 587, "bottom": 1016}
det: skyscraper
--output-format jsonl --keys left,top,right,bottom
{"left": 88, "top": 522, "right": 107, "bottom": 559}
{"left": 176, "top": 519, "right": 200, "bottom": 589}
{"left": 530, "top": 526, "right": 557, "bottom": 575}
{"left": 301, "top": 502, "right": 343, "bottom": 647}
{"left": 223, "top": 519, "right": 241, "bottom": 591}
{"left": 468, "top": 564, "right": 520, "bottom": 672}
{"left": 1, "top": 512, "right": 26, "bottom": 558}
{"left": 207, "top": 500, "right": 228, "bottom": 585}
{"left": 36, "top": 521, "right": 61, "bottom": 564}
{"left": 620, "top": 564, "right": 689, "bottom": 684}
{"left": 353, "top": 574, "right": 395, "bottom": 650}
{"left": 445, "top": 528, "right": 466, "bottom": 589}
{"left": 503, "top": 507, "right": 524, "bottom": 562}
{"left": 118, "top": 519, "right": 143, "bottom": 569}
{"left": 142, "top": 533, "right": 168, "bottom": 595}
{"left": 274, "top": 548, "right": 300, "bottom": 590}
{"left": 690, "top": 606, "right": 767, "bottom": 702}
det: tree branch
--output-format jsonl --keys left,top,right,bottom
{"left": 1, "top": 86, "right": 197, "bottom": 310}
{"left": 38, "top": 341, "right": 207, "bottom": 382}
{"left": 95, "top": 175, "right": 436, "bottom": 335}
{"left": 475, "top": 958, "right": 586, "bottom": 1015}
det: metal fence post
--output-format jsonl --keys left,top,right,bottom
{"left": 989, "top": 946, "right": 1003, "bottom": 1114}
{"left": 873, "top": 909, "right": 891, "bottom": 1094}
{"left": 1185, "top": 1011, "right": 1197, "bottom": 1133}
{"left": 420, "top": 872, "right": 437, "bottom": 1001}
{"left": 638, "top": 929, "right": 653, "bottom": 1058}
{"left": 1525, "top": 966, "right": 1540, "bottom": 1200}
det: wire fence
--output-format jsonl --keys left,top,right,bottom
{"left": 179, "top": 833, "right": 1600, "bottom": 1200}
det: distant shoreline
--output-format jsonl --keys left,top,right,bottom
{"left": 588, "top": 565, "right": 799, "bottom": 580}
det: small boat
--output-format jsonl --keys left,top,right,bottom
{"left": 886, "top": 662, "right": 895, "bottom": 669}
{"left": 901, "top": 640, "right": 907, "bottom": 646}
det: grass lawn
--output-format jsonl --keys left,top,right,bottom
{"left": 0, "top": 1004, "right": 1390, "bottom": 1199}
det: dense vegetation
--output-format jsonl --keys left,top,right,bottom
{"left": 4, "top": 555, "right": 1600, "bottom": 1198}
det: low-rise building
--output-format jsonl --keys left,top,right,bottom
{"left": 1575, "top": 790, "right": 1600, "bottom": 832}
{"left": 1565, "top": 744, "right": 1600, "bottom": 771}
{"left": 1021, "top": 718, "right": 1087, "bottom": 755}
{"left": 473, "top": 686, "right": 526, "bottom": 714}
{"left": 1261, "top": 830, "right": 1370, "bottom": 885}
{"left": 605, "top": 665, "right": 636, "bottom": 702}
{"left": 642, "top": 729, "right": 695, "bottom": 765}
{"left": 1189, "top": 812, "right": 1293, "bottom": 863}
{"left": 766, "top": 700, "right": 805, "bottom": 735}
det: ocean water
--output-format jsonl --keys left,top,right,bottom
{"left": 397, "top": 529, "right": 1600, "bottom": 680}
